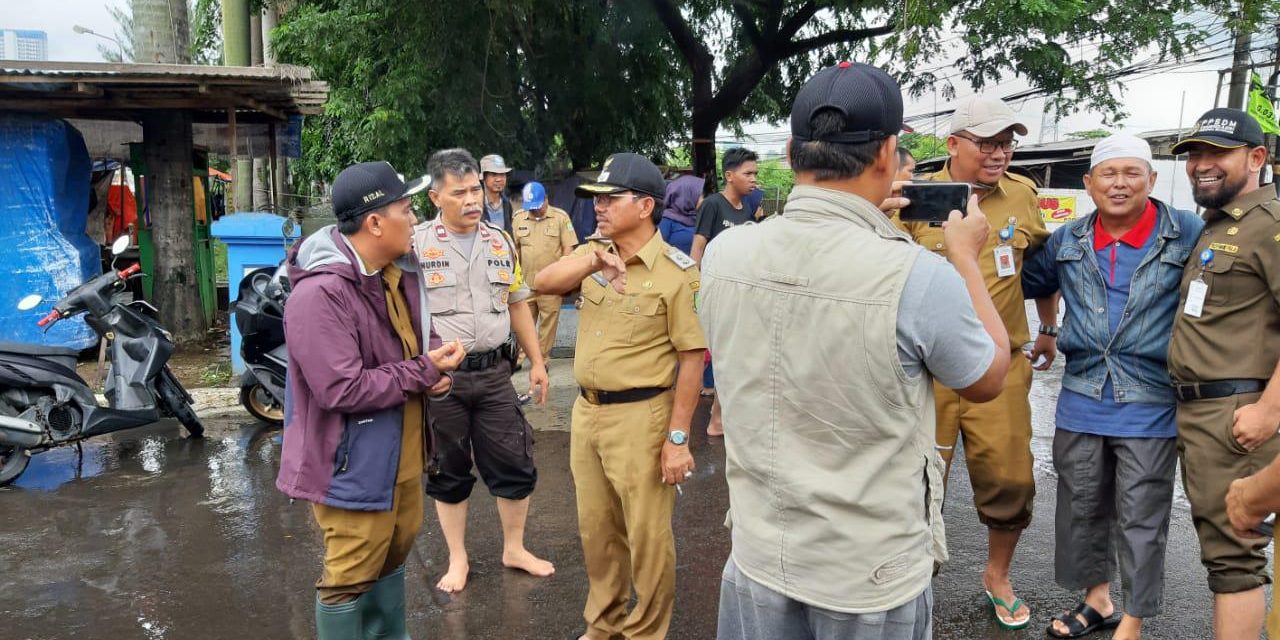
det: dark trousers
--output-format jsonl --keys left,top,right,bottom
{"left": 1053, "top": 429, "right": 1176, "bottom": 618}
{"left": 425, "top": 360, "right": 537, "bottom": 504}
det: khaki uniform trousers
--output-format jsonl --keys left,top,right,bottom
{"left": 570, "top": 390, "right": 676, "bottom": 640}
{"left": 527, "top": 293, "right": 563, "bottom": 361}
{"left": 1177, "top": 391, "right": 1280, "bottom": 594}
{"left": 311, "top": 477, "right": 425, "bottom": 603}
{"left": 934, "top": 353, "right": 1035, "bottom": 529}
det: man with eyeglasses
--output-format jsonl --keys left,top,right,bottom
{"left": 535, "top": 152, "right": 706, "bottom": 640}
{"left": 896, "top": 95, "right": 1053, "bottom": 630}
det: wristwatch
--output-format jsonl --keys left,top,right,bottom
{"left": 668, "top": 430, "right": 689, "bottom": 446}
{"left": 1039, "top": 324, "right": 1060, "bottom": 337}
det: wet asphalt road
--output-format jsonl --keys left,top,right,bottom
{"left": 0, "top": 359, "right": 1244, "bottom": 639}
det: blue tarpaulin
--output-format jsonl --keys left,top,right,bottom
{"left": 0, "top": 114, "right": 101, "bottom": 350}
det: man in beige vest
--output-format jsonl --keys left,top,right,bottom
{"left": 512, "top": 180, "right": 577, "bottom": 366}
{"left": 699, "top": 61, "right": 1011, "bottom": 640}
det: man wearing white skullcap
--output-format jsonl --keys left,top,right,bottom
{"left": 1021, "top": 133, "right": 1204, "bottom": 639}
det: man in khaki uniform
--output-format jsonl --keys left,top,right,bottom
{"left": 535, "top": 152, "right": 705, "bottom": 640}
{"left": 416, "top": 148, "right": 553, "bottom": 595}
{"left": 895, "top": 96, "right": 1054, "bottom": 629}
{"left": 1166, "top": 108, "right": 1280, "bottom": 640}
{"left": 512, "top": 180, "right": 577, "bottom": 364}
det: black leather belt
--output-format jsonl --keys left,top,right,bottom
{"left": 458, "top": 349, "right": 501, "bottom": 372}
{"left": 1173, "top": 379, "right": 1266, "bottom": 402}
{"left": 579, "top": 386, "right": 667, "bottom": 405}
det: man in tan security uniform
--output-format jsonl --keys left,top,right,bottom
{"left": 415, "top": 148, "right": 553, "bottom": 595}
{"left": 535, "top": 152, "right": 706, "bottom": 640}
{"left": 895, "top": 95, "right": 1054, "bottom": 629}
{"left": 1166, "top": 108, "right": 1280, "bottom": 640}
{"left": 512, "top": 180, "right": 577, "bottom": 366}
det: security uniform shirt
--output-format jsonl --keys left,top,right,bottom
{"left": 413, "top": 220, "right": 529, "bottom": 352}
{"left": 513, "top": 206, "right": 577, "bottom": 290}
{"left": 570, "top": 232, "right": 706, "bottom": 391}
{"left": 1169, "top": 183, "right": 1280, "bottom": 382}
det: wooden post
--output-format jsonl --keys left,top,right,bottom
{"left": 227, "top": 106, "right": 238, "bottom": 211}
{"left": 142, "top": 111, "right": 207, "bottom": 342}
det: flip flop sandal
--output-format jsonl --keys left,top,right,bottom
{"left": 984, "top": 590, "right": 1031, "bottom": 630}
{"left": 1046, "top": 602, "right": 1122, "bottom": 639}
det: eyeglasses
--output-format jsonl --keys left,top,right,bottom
{"left": 954, "top": 134, "right": 1018, "bottom": 154}
{"left": 592, "top": 192, "right": 641, "bottom": 207}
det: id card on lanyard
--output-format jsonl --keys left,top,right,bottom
{"left": 1183, "top": 248, "right": 1214, "bottom": 317}
{"left": 994, "top": 220, "right": 1017, "bottom": 278}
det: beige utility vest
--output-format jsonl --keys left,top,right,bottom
{"left": 413, "top": 220, "right": 521, "bottom": 352}
{"left": 698, "top": 185, "right": 946, "bottom": 613}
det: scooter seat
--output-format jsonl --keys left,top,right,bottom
{"left": 0, "top": 341, "right": 79, "bottom": 358}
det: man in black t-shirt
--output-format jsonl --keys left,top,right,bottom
{"left": 691, "top": 147, "right": 758, "bottom": 437}
{"left": 691, "top": 147, "right": 759, "bottom": 263}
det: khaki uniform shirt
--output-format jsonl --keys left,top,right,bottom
{"left": 381, "top": 263, "right": 426, "bottom": 483}
{"left": 1169, "top": 184, "right": 1280, "bottom": 382}
{"left": 570, "top": 231, "right": 706, "bottom": 391}
{"left": 896, "top": 164, "right": 1049, "bottom": 347}
{"left": 413, "top": 220, "right": 530, "bottom": 353}
{"left": 513, "top": 206, "right": 577, "bottom": 291}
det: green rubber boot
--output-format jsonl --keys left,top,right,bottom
{"left": 315, "top": 595, "right": 364, "bottom": 640}
{"left": 363, "top": 565, "right": 410, "bottom": 640}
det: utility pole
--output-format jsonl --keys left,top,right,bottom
{"left": 1228, "top": 7, "right": 1253, "bottom": 109}
{"left": 222, "top": 0, "right": 252, "bottom": 211}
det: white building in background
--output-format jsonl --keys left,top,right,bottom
{"left": 0, "top": 30, "right": 49, "bottom": 61}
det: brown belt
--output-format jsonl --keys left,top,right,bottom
{"left": 579, "top": 386, "right": 667, "bottom": 405}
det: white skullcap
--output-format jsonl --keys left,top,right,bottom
{"left": 1090, "top": 133, "right": 1153, "bottom": 169}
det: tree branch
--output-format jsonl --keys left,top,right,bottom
{"left": 646, "top": 0, "right": 712, "bottom": 72}
{"left": 777, "top": 1, "right": 820, "bottom": 41}
{"left": 781, "top": 23, "right": 895, "bottom": 58}
{"left": 732, "top": 1, "right": 767, "bottom": 55}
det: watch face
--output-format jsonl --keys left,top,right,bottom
{"left": 669, "top": 430, "right": 688, "bottom": 445}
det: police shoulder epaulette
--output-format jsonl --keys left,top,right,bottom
{"left": 665, "top": 246, "right": 696, "bottom": 270}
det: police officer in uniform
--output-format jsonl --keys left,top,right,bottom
{"left": 1166, "top": 108, "right": 1280, "bottom": 640}
{"left": 535, "top": 152, "right": 706, "bottom": 640}
{"left": 415, "top": 148, "right": 553, "bottom": 594}
{"left": 512, "top": 181, "right": 577, "bottom": 365}
{"left": 894, "top": 95, "right": 1055, "bottom": 629}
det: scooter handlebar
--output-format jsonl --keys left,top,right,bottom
{"left": 118, "top": 263, "right": 142, "bottom": 279}
{"left": 36, "top": 309, "right": 61, "bottom": 327}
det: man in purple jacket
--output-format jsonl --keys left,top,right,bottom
{"left": 277, "top": 161, "right": 465, "bottom": 639}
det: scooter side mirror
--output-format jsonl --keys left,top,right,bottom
{"left": 110, "top": 235, "right": 130, "bottom": 256}
{"left": 281, "top": 218, "right": 296, "bottom": 238}
{"left": 17, "top": 294, "right": 42, "bottom": 311}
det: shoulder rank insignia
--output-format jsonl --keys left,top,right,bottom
{"left": 665, "top": 246, "right": 696, "bottom": 270}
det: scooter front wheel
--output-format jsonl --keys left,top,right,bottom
{"left": 157, "top": 368, "right": 204, "bottom": 438}
{"left": 240, "top": 383, "right": 284, "bottom": 426}
{"left": 0, "top": 444, "right": 30, "bottom": 486}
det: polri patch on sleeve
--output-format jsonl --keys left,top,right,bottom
{"left": 665, "top": 246, "right": 696, "bottom": 270}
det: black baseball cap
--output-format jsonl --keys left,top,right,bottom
{"left": 332, "top": 161, "right": 430, "bottom": 221}
{"left": 1171, "top": 108, "right": 1266, "bottom": 154}
{"left": 791, "top": 61, "right": 903, "bottom": 144}
{"left": 575, "top": 153, "right": 666, "bottom": 200}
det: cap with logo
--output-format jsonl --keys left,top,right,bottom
{"left": 332, "top": 161, "right": 430, "bottom": 221}
{"left": 950, "top": 96, "right": 1029, "bottom": 138}
{"left": 479, "top": 154, "right": 513, "bottom": 174}
{"left": 1090, "top": 133, "right": 1153, "bottom": 169}
{"left": 1171, "top": 107, "right": 1266, "bottom": 154}
{"left": 522, "top": 181, "right": 547, "bottom": 210}
{"left": 575, "top": 153, "right": 666, "bottom": 200}
{"left": 791, "top": 61, "right": 903, "bottom": 144}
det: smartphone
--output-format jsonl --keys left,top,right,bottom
{"left": 899, "top": 182, "right": 972, "bottom": 225}
{"left": 1253, "top": 513, "right": 1276, "bottom": 537}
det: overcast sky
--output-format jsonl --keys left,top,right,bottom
{"left": 0, "top": 0, "right": 1248, "bottom": 157}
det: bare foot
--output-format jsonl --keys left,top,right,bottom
{"left": 503, "top": 547, "right": 555, "bottom": 577}
{"left": 1112, "top": 613, "right": 1141, "bottom": 640}
{"left": 982, "top": 573, "right": 1030, "bottom": 627}
{"left": 436, "top": 557, "right": 470, "bottom": 593}
{"left": 707, "top": 420, "right": 724, "bottom": 437}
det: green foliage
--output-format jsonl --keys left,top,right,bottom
{"left": 190, "top": 0, "right": 223, "bottom": 65}
{"left": 755, "top": 157, "right": 794, "bottom": 205}
{"left": 900, "top": 133, "right": 948, "bottom": 161}
{"left": 1066, "top": 128, "right": 1113, "bottom": 140}
{"left": 274, "top": 0, "right": 687, "bottom": 186}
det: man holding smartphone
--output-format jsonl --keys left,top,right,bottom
{"left": 895, "top": 95, "right": 1053, "bottom": 630}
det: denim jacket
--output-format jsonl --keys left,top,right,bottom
{"left": 1022, "top": 199, "right": 1204, "bottom": 404}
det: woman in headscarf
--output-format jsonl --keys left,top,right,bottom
{"left": 658, "top": 174, "right": 704, "bottom": 255}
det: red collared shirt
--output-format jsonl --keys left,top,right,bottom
{"left": 1093, "top": 200, "right": 1157, "bottom": 283}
